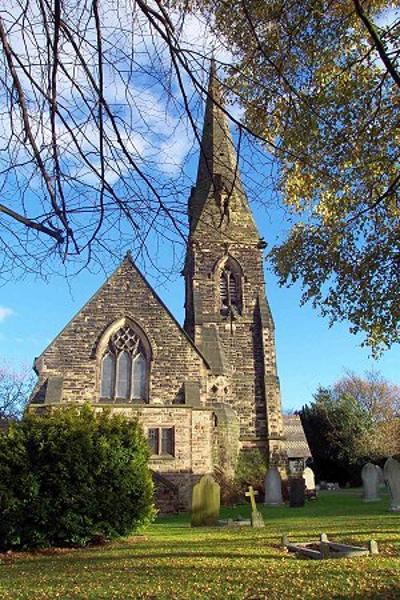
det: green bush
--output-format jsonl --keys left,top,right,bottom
{"left": 0, "top": 405, "right": 154, "bottom": 549}
{"left": 234, "top": 448, "right": 268, "bottom": 498}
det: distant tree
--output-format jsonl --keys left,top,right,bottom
{"left": 195, "top": 0, "right": 400, "bottom": 351}
{"left": 0, "top": 363, "right": 34, "bottom": 419}
{"left": 300, "top": 370, "right": 400, "bottom": 484}
{"left": 234, "top": 448, "right": 268, "bottom": 494}
{"left": 334, "top": 370, "right": 400, "bottom": 459}
{"left": 300, "top": 387, "right": 370, "bottom": 485}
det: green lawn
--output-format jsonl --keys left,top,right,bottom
{"left": 1, "top": 490, "right": 399, "bottom": 600}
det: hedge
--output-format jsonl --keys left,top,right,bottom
{"left": 0, "top": 405, "right": 154, "bottom": 549}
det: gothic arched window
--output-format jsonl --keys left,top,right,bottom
{"left": 100, "top": 324, "right": 149, "bottom": 401}
{"left": 219, "top": 257, "right": 242, "bottom": 316}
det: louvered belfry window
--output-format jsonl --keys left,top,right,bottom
{"left": 100, "top": 325, "right": 148, "bottom": 401}
{"left": 220, "top": 260, "right": 241, "bottom": 315}
{"left": 220, "top": 271, "right": 229, "bottom": 306}
{"left": 229, "top": 273, "right": 238, "bottom": 305}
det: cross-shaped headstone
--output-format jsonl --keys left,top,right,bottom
{"left": 245, "top": 486, "right": 258, "bottom": 512}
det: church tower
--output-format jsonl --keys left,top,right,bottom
{"left": 184, "top": 63, "right": 286, "bottom": 466}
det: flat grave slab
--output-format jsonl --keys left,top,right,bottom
{"left": 218, "top": 518, "right": 251, "bottom": 527}
{"left": 282, "top": 533, "right": 379, "bottom": 560}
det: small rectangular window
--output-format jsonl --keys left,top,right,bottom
{"left": 148, "top": 428, "right": 159, "bottom": 455}
{"left": 161, "top": 427, "right": 174, "bottom": 456}
{"left": 148, "top": 427, "right": 174, "bottom": 457}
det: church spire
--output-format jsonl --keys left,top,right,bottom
{"left": 195, "top": 59, "right": 238, "bottom": 192}
{"left": 188, "top": 60, "right": 260, "bottom": 243}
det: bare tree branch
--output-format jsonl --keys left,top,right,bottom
{"left": 353, "top": 0, "right": 400, "bottom": 90}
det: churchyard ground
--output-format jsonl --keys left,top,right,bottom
{"left": 0, "top": 490, "right": 399, "bottom": 600}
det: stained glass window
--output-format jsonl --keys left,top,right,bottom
{"left": 116, "top": 351, "right": 131, "bottom": 399}
{"left": 132, "top": 354, "right": 147, "bottom": 399}
{"left": 101, "top": 353, "right": 115, "bottom": 398}
{"left": 100, "top": 324, "right": 149, "bottom": 402}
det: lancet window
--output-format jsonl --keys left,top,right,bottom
{"left": 100, "top": 324, "right": 148, "bottom": 401}
{"left": 219, "top": 257, "right": 242, "bottom": 316}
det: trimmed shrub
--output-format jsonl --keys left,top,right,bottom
{"left": 234, "top": 448, "right": 268, "bottom": 498}
{"left": 0, "top": 405, "right": 154, "bottom": 549}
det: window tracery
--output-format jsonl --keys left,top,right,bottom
{"left": 100, "top": 324, "right": 148, "bottom": 401}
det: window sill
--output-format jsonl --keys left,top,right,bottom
{"left": 149, "top": 454, "right": 175, "bottom": 460}
{"left": 99, "top": 398, "right": 148, "bottom": 404}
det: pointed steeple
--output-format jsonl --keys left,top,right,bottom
{"left": 188, "top": 61, "right": 260, "bottom": 243}
{"left": 195, "top": 59, "right": 240, "bottom": 194}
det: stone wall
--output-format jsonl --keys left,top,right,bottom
{"left": 186, "top": 241, "right": 268, "bottom": 439}
{"left": 211, "top": 402, "right": 240, "bottom": 479}
{"left": 115, "top": 405, "right": 213, "bottom": 509}
{"left": 183, "top": 191, "right": 287, "bottom": 470}
{"left": 32, "top": 256, "right": 208, "bottom": 407}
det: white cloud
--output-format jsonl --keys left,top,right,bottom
{"left": 174, "top": 11, "right": 233, "bottom": 65}
{"left": 1, "top": 2, "right": 242, "bottom": 209}
{"left": 0, "top": 307, "right": 14, "bottom": 323}
{"left": 375, "top": 7, "right": 399, "bottom": 29}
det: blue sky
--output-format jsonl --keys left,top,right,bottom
{"left": 1, "top": 6, "right": 399, "bottom": 410}
{"left": 1, "top": 192, "right": 399, "bottom": 411}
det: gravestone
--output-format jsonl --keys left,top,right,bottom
{"left": 289, "top": 477, "right": 305, "bottom": 507}
{"left": 191, "top": 474, "right": 220, "bottom": 526}
{"left": 264, "top": 467, "right": 283, "bottom": 506}
{"left": 245, "top": 486, "right": 265, "bottom": 528}
{"left": 375, "top": 465, "right": 385, "bottom": 488}
{"left": 361, "top": 463, "right": 380, "bottom": 502}
{"left": 384, "top": 457, "right": 400, "bottom": 512}
{"left": 303, "top": 466, "right": 316, "bottom": 497}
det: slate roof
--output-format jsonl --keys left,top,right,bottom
{"left": 283, "top": 414, "right": 312, "bottom": 459}
{"left": 199, "top": 325, "right": 228, "bottom": 375}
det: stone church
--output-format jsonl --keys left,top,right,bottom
{"left": 29, "top": 65, "right": 310, "bottom": 511}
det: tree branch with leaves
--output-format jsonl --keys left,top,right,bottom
{"left": 195, "top": 0, "right": 400, "bottom": 351}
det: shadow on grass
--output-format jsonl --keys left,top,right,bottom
{"left": 3, "top": 537, "right": 283, "bottom": 568}
{"left": 329, "top": 589, "right": 400, "bottom": 600}
{"left": 4, "top": 553, "right": 400, "bottom": 600}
